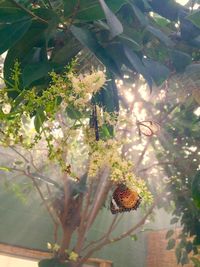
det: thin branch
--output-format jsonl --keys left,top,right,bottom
{"left": 11, "top": 0, "right": 48, "bottom": 24}
{"left": 9, "top": 146, "right": 29, "bottom": 163}
{"left": 46, "top": 0, "right": 53, "bottom": 9}
{"left": 82, "top": 215, "right": 119, "bottom": 252}
{"left": 138, "top": 161, "right": 174, "bottom": 173}
{"left": 79, "top": 190, "right": 166, "bottom": 265}
{"left": 26, "top": 169, "right": 58, "bottom": 224}
{"left": 135, "top": 139, "right": 151, "bottom": 170}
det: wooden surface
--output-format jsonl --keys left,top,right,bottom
{"left": 0, "top": 243, "right": 112, "bottom": 266}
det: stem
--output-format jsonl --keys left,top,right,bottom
{"left": 82, "top": 215, "right": 119, "bottom": 252}
{"left": 86, "top": 167, "right": 111, "bottom": 230}
{"left": 138, "top": 161, "right": 174, "bottom": 173}
{"left": 11, "top": 0, "right": 48, "bottom": 24}
{"left": 79, "top": 190, "right": 166, "bottom": 265}
{"left": 26, "top": 169, "right": 58, "bottom": 225}
{"left": 59, "top": 227, "right": 73, "bottom": 256}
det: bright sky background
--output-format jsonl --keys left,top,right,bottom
{"left": 176, "top": 0, "right": 188, "bottom": 4}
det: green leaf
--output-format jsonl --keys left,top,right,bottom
{"left": 123, "top": 46, "right": 153, "bottom": 91}
{"left": 130, "top": 4, "right": 149, "bottom": 27}
{"left": 66, "top": 105, "right": 83, "bottom": 120}
{"left": 146, "top": 25, "right": 174, "bottom": 47}
{"left": 131, "top": 234, "right": 138, "bottom": 241}
{"left": 143, "top": 58, "right": 170, "bottom": 86}
{"left": 0, "top": 7, "right": 30, "bottom": 22}
{"left": 119, "top": 34, "right": 141, "bottom": 51}
{"left": 0, "top": 166, "right": 11, "bottom": 172}
{"left": 70, "top": 25, "right": 121, "bottom": 76}
{"left": 93, "top": 77, "right": 119, "bottom": 112}
{"left": 166, "top": 238, "right": 176, "bottom": 250}
{"left": 170, "top": 217, "right": 179, "bottom": 224}
{"left": 170, "top": 50, "right": 192, "bottom": 72}
{"left": 187, "top": 10, "right": 200, "bottom": 29}
{"left": 0, "top": 17, "right": 32, "bottom": 54}
{"left": 176, "top": 247, "right": 182, "bottom": 264}
{"left": 185, "top": 241, "right": 193, "bottom": 254}
{"left": 4, "top": 21, "right": 48, "bottom": 98}
{"left": 165, "top": 229, "right": 174, "bottom": 239}
{"left": 191, "top": 257, "right": 200, "bottom": 267}
{"left": 34, "top": 108, "right": 46, "bottom": 133}
{"left": 192, "top": 170, "right": 200, "bottom": 209}
{"left": 33, "top": 8, "right": 59, "bottom": 42}
{"left": 63, "top": 0, "right": 125, "bottom": 22}
{"left": 51, "top": 34, "right": 82, "bottom": 64}
{"left": 22, "top": 62, "right": 59, "bottom": 87}
{"left": 98, "top": 0, "right": 123, "bottom": 38}
{"left": 99, "top": 124, "right": 114, "bottom": 139}
{"left": 181, "top": 250, "right": 189, "bottom": 265}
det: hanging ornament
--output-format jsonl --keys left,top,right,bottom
{"left": 137, "top": 120, "right": 160, "bottom": 137}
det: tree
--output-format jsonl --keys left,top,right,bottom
{"left": 0, "top": 0, "right": 200, "bottom": 266}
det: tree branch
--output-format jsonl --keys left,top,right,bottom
{"left": 79, "top": 190, "right": 166, "bottom": 265}
{"left": 11, "top": 0, "right": 48, "bottom": 24}
{"left": 138, "top": 161, "right": 174, "bottom": 173}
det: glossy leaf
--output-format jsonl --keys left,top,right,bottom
{"left": 0, "top": 17, "right": 32, "bottom": 54}
{"left": 130, "top": 3, "right": 149, "bottom": 27}
{"left": 170, "top": 217, "right": 179, "bottom": 224}
{"left": 22, "top": 62, "right": 60, "bottom": 87}
{"left": 119, "top": 34, "right": 141, "bottom": 51}
{"left": 51, "top": 34, "right": 82, "bottom": 64}
{"left": 180, "top": 250, "right": 189, "bottom": 265}
{"left": 34, "top": 108, "right": 46, "bottom": 133}
{"left": 175, "top": 247, "right": 182, "bottom": 264}
{"left": 0, "top": 7, "right": 31, "bottom": 22}
{"left": 70, "top": 25, "right": 121, "bottom": 76}
{"left": 66, "top": 105, "right": 83, "bottom": 120}
{"left": 165, "top": 229, "right": 174, "bottom": 239}
{"left": 63, "top": 0, "right": 125, "bottom": 22}
{"left": 98, "top": 0, "right": 123, "bottom": 38}
{"left": 124, "top": 46, "right": 153, "bottom": 90}
{"left": 93, "top": 78, "right": 119, "bottom": 112}
{"left": 147, "top": 25, "right": 174, "bottom": 47}
{"left": 143, "top": 58, "right": 170, "bottom": 85}
{"left": 166, "top": 238, "right": 176, "bottom": 250}
{"left": 192, "top": 171, "right": 200, "bottom": 209}
{"left": 187, "top": 10, "right": 200, "bottom": 29}
{"left": 170, "top": 50, "right": 192, "bottom": 72}
{"left": 3, "top": 20, "right": 47, "bottom": 98}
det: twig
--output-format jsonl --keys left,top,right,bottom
{"left": 46, "top": 0, "right": 53, "bottom": 9}
{"left": 82, "top": 215, "right": 119, "bottom": 252}
{"left": 9, "top": 146, "right": 29, "bottom": 163}
{"left": 79, "top": 190, "right": 166, "bottom": 265}
{"left": 11, "top": 0, "right": 48, "bottom": 24}
{"left": 135, "top": 139, "right": 151, "bottom": 170}
{"left": 138, "top": 161, "right": 174, "bottom": 173}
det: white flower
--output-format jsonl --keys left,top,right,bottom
{"left": 2, "top": 103, "right": 11, "bottom": 114}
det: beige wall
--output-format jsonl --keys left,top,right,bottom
{"left": 0, "top": 255, "right": 37, "bottom": 267}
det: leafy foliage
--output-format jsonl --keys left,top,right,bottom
{"left": 0, "top": 0, "right": 199, "bottom": 105}
{"left": 0, "top": 0, "right": 200, "bottom": 266}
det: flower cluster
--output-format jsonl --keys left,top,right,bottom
{"left": 88, "top": 139, "right": 153, "bottom": 204}
{"left": 67, "top": 70, "right": 106, "bottom": 108}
